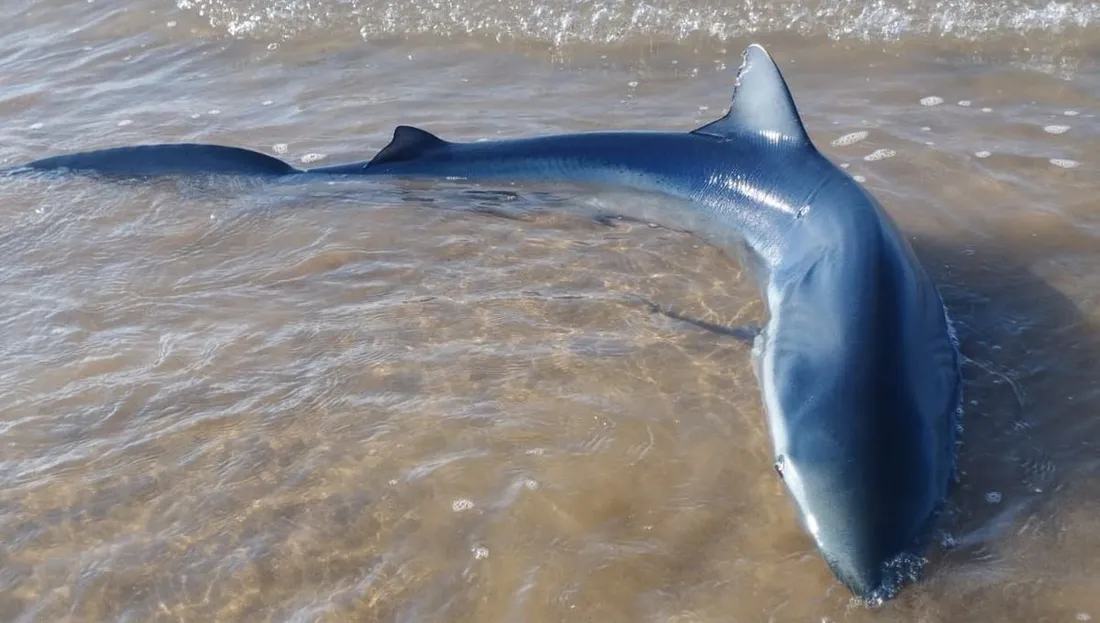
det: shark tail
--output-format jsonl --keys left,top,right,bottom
{"left": 9, "top": 143, "right": 301, "bottom": 178}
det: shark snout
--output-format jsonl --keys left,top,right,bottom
{"left": 821, "top": 542, "right": 921, "bottom": 603}
{"left": 826, "top": 555, "right": 886, "bottom": 600}
{"left": 791, "top": 476, "right": 926, "bottom": 601}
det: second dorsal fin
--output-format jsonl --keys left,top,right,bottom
{"left": 369, "top": 125, "right": 449, "bottom": 165}
{"left": 691, "top": 44, "right": 811, "bottom": 145}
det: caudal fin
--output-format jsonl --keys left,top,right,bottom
{"left": 11, "top": 143, "right": 300, "bottom": 177}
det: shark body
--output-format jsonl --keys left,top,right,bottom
{"left": 11, "top": 44, "right": 962, "bottom": 601}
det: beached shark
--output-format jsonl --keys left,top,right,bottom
{"left": 9, "top": 44, "right": 963, "bottom": 602}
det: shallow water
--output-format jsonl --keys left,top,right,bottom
{"left": 2, "top": 0, "right": 1100, "bottom": 621}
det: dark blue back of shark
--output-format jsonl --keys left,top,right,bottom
{"left": 18, "top": 144, "right": 300, "bottom": 177}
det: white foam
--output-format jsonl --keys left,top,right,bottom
{"left": 177, "top": 0, "right": 1100, "bottom": 48}
{"left": 300, "top": 153, "right": 327, "bottom": 163}
{"left": 957, "top": 100, "right": 972, "bottom": 107}
{"left": 975, "top": 150, "right": 991, "bottom": 158}
{"left": 985, "top": 491, "right": 1002, "bottom": 504}
{"left": 451, "top": 498, "right": 474, "bottom": 512}
{"left": 864, "top": 148, "right": 896, "bottom": 161}
{"left": 1043, "top": 124, "right": 1070, "bottom": 134}
{"left": 273, "top": 143, "right": 289, "bottom": 154}
{"left": 920, "top": 96, "right": 944, "bottom": 106}
{"left": 1050, "top": 158, "right": 1080, "bottom": 168}
{"left": 831, "top": 131, "right": 869, "bottom": 147}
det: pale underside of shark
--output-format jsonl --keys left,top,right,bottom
{"left": 10, "top": 44, "right": 963, "bottom": 603}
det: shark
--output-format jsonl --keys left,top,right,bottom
{"left": 8, "top": 44, "right": 963, "bottom": 602}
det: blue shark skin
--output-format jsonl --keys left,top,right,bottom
{"left": 10, "top": 44, "right": 962, "bottom": 601}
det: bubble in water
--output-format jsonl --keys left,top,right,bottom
{"left": 864, "top": 148, "right": 896, "bottom": 161}
{"left": 300, "top": 153, "right": 327, "bottom": 163}
{"left": 1043, "top": 125, "right": 1070, "bottom": 134}
{"left": 1077, "top": 613, "right": 1092, "bottom": 622}
{"left": 523, "top": 478, "right": 539, "bottom": 490}
{"left": 452, "top": 498, "right": 474, "bottom": 512}
{"left": 1050, "top": 158, "right": 1080, "bottom": 168}
{"left": 985, "top": 491, "right": 1002, "bottom": 504}
{"left": 939, "top": 531, "right": 958, "bottom": 549}
{"left": 840, "top": 163, "right": 850, "bottom": 168}
{"left": 975, "top": 151, "right": 991, "bottom": 158}
{"left": 853, "top": 175, "right": 866, "bottom": 183}
{"left": 627, "top": 80, "right": 639, "bottom": 88}
{"left": 273, "top": 143, "right": 288, "bottom": 154}
{"left": 1065, "top": 110, "right": 1080, "bottom": 117}
{"left": 262, "top": 100, "right": 273, "bottom": 106}
{"left": 958, "top": 100, "right": 972, "bottom": 107}
{"left": 166, "top": 21, "right": 177, "bottom": 28}
{"left": 207, "top": 109, "right": 221, "bottom": 115}
{"left": 189, "top": 113, "right": 201, "bottom": 119}
{"left": 831, "top": 131, "right": 869, "bottom": 147}
{"left": 981, "top": 107, "right": 993, "bottom": 113}
{"left": 267, "top": 43, "right": 278, "bottom": 50}
{"left": 920, "top": 96, "right": 943, "bottom": 106}
{"left": 473, "top": 546, "right": 489, "bottom": 560}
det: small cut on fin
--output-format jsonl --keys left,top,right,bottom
{"left": 691, "top": 44, "right": 811, "bottom": 145}
{"left": 369, "top": 125, "right": 449, "bottom": 165}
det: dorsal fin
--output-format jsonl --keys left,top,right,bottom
{"left": 369, "top": 125, "right": 449, "bottom": 165}
{"left": 691, "top": 44, "right": 811, "bottom": 145}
